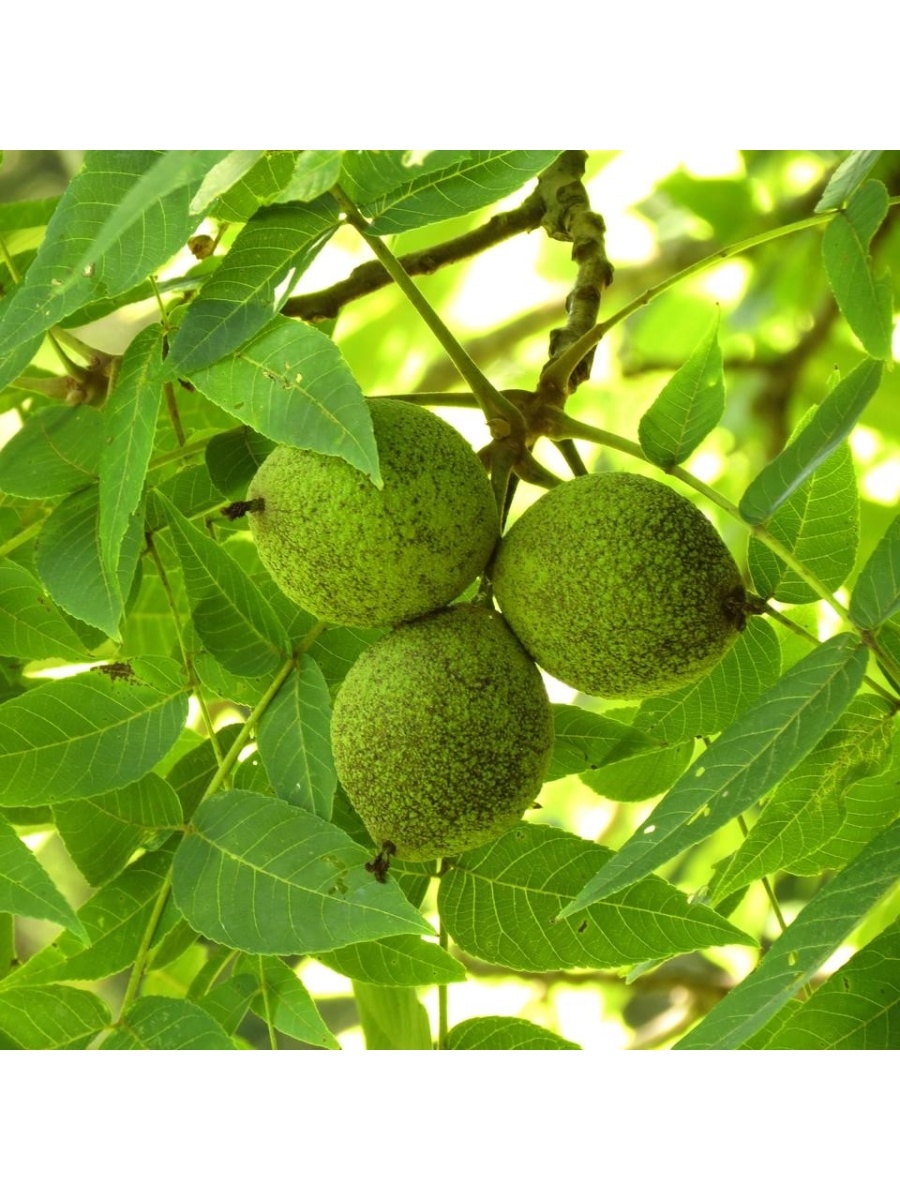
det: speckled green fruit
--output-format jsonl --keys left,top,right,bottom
{"left": 247, "top": 399, "right": 499, "bottom": 628}
{"left": 492, "top": 472, "right": 747, "bottom": 699}
{"left": 331, "top": 604, "right": 554, "bottom": 861}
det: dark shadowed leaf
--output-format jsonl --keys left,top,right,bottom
{"left": 99, "top": 324, "right": 164, "bottom": 579}
{"left": 256, "top": 656, "right": 336, "bottom": 816}
{"left": 155, "top": 491, "right": 290, "bottom": 677}
{"left": 0, "top": 405, "right": 102, "bottom": 498}
{"left": 35, "top": 484, "right": 145, "bottom": 639}
{"left": 172, "top": 790, "right": 432, "bottom": 954}
{"left": 205, "top": 425, "right": 274, "bottom": 499}
{"left": 0, "top": 560, "right": 90, "bottom": 661}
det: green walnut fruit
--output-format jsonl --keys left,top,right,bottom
{"left": 492, "top": 472, "right": 747, "bottom": 700}
{"left": 247, "top": 399, "right": 499, "bottom": 628}
{"left": 331, "top": 604, "right": 554, "bottom": 861}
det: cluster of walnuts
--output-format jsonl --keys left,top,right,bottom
{"left": 247, "top": 400, "right": 747, "bottom": 866}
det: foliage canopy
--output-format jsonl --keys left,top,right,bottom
{"left": 0, "top": 149, "right": 897, "bottom": 1050}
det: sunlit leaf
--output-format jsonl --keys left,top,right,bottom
{"left": 278, "top": 151, "right": 344, "bottom": 203}
{"left": 0, "top": 812, "right": 86, "bottom": 938}
{"left": 101, "top": 996, "right": 235, "bottom": 1049}
{"left": 0, "top": 657, "right": 188, "bottom": 806}
{"left": 189, "top": 151, "right": 265, "bottom": 214}
{"left": 439, "top": 823, "right": 754, "bottom": 972}
{"left": 559, "top": 635, "right": 869, "bottom": 915}
{"left": 815, "top": 151, "right": 883, "bottom": 212}
{"left": 739, "top": 359, "right": 882, "bottom": 526}
{"left": 0, "top": 985, "right": 109, "bottom": 1049}
{"left": 185, "top": 316, "right": 380, "bottom": 482}
{"left": 759, "top": 917, "right": 900, "bottom": 1049}
{"left": 317, "top": 934, "right": 465, "bottom": 986}
{"left": 676, "top": 817, "right": 900, "bottom": 1048}
{"left": 850, "top": 513, "right": 900, "bottom": 629}
{"left": 546, "top": 704, "right": 656, "bottom": 782}
{"left": 353, "top": 981, "right": 432, "bottom": 1049}
{"left": 212, "top": 152, "right": 299, "bottom": 222}
{"left": 245, "top": 957, "right": 340, "bottom": 1049}
{"left": 636, "top": 618, "right": 781, "bottom": 741}
{"left": 822, "top": 180, "right": 892, "bottom": 359}
{"left": 164, "top": 197, "right": 340, "bottom": 375}
{"left": 447, "top": 1017, "right": 580, "bottom": 1050}
{"left": 638, "top": 311, "right": 724, "bottom": 467}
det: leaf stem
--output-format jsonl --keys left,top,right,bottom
{"left": 257, "top": 956, "right": 278, "bottom": 1049}
{"left": 331, "top": 186, "right": 522, "bottom": 431}
{"left": 438, "top": 889, "right": 449, "bottom": 1050}
{"left": 146, "top": 531, "right": 224, "bottom": 767}
{"left": 117, "top": 860, "right": 176, "bottom": 1020}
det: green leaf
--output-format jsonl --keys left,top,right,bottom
{"left": 739, "top": 359, "right": 883, "bottom": 525}
{"left": 638, "top": 311, "right": 724, "bottom": 468}
{"left": 0, "top": 405, "right": 102, "bottom": 498}
{"left": 310, "top": 624, "right": 383, "bottom": 685}
{"left": 164, "top": 198, "right": 340, "bottom": 375}
{"left": 0, "top": 657, "right": 188, "bottom": 806}
{"left": 0, "top": 813, "right": 86, "bottom": 938}
{"left": 145, "top": 463, "right": 224, "bottom": 530}
{"left": 439, "top": 823, "right": 754, "bottom": 973}
{"left": 0, "top": 196, "right": 60, "bottom": 232}
{"left": 278, "top": 151, "right": 344, "bottom": 203}
{"left": 446, "top": 1016, "right": 580, "bottom": 1050}
{"left": 675, "top": 817, "right": 900, "bottom": 1048}
{"left": 171, "top": 790, "right": 433, "bottom": 955}
{"left": 806, "top": 735, "right": 900, "bottom": 873}
{"left": 7, "top": 851, "right": 177, "bottom": 986}
{"left": 341, "top": 150, "right": 558, "bottom": 234}
{"left": 155, "top": 491, "right": 290, "bottom": 677}
{"left": 256, "top": 656, "right": 335, "bottom": 815}
{"left": 353, "top": 981, "right": 432, "bottom": 1049}
{"left": 822, "top": 180, "right": 892, "bottom": 359}
{"left": 244, "top": 957, "right": 340, "bottom": 1048}
{"left": 54, "top": 772, "right": 183, "bottom": 887}
{"left": 582, "top": 721, "right": 694, "bottom": 803}
{"left": 0, "top": 331, "right": 43, "bottom": 398}
{"left": 747, "top": 433, "right": 859, "bottom": 603}
{"left": 760, "top": 917, "right": 900, "bottom": 1049}
{"left": 0, "top": 560, "right": 89, "bottom": 661}
{"left": 185, "top": 316, "right": 380, "bottom": 482}
{"left": 99, "top": 324, "right": 164, "bottom": 579}
{"left": 0, "top": 985, "right": 109, "bottom": 1048}
{"left": 815, "top": 151, "right": 883, "bottom": 212}
{"left": 101, "top": 996, "right": 235, "bottom": 1049}
{"left": 205, "top": 425, "right": 274, "bottom": 499}
{"left": 67, "top": 151, "right": 232, "bottom": 283}
{"left": 635, "top": 618, "right": 782, "bottom": 741}
{"left": 558, "top": 635, "right": 869, "bottom": 916}
{"left": 710, "top": 695, "right": 895, "bottom": 902}
{"left": 212, "top": 152, "right": 300, "bottom": 222}
{"left": 850, "top": 513, "right": 900, "bottom": 629}
{"left": 546, "top": 704, "right": 656, "bottom": 782}
{"left": 35, "top": 483, "right": 144, "bottom": 639}
{"left": 317, "top": 934, "right": 465, "bottom": 986}
{"left": 189, "top": 151, "right": 266, "bottom": 214}
{"left": 0, "top": 152, "right": 207, "bottom": 355}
